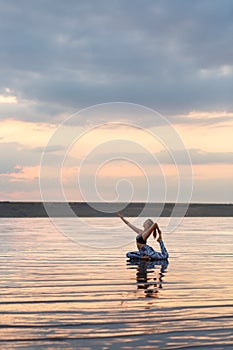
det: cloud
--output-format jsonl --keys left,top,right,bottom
{"left": 1, "top": 140, "right": 230, "bottom": 178}
{"left": 0, "top": 142, "right": 67, "bottom": 174}
{"left": 0, "top": 142, "right": 36, "bottom": 174}
{"left": 173, "top": 112, "right": 233, "bottom": 126}
{"left": 157, "top": 149, "right": 233, "bottom": 165}
{"left": 32, "top": 144, "right": 66, "bottom": 153}
{"left": 0, "top": 141, "right": 231, "bottom": 202}
{"left": 72, "top": 148, "right": 233, "bottom": 166}
{"left": 191, "top": 177, "right": 233, "bottom": 203}
{"left": 0, "top": 174, "right": 39, "bottom": 195}
{"left": 0, "top": 0, "right": 233, "bottom": 124}
{"left": 0, "top": 1, "right": 232, "bottom": 203}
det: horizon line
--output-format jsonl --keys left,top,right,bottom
{"left": 0, "top": 201, "right": 232, "bottom": 205}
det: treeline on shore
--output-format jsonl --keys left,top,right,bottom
{"left": 0, "top": 202, "right": 232, "bottom": 217}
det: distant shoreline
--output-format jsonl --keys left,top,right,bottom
{"left": 0, "top": 202, "right": 232, "bottom": 217}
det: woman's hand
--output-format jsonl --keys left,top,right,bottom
{"left": 118, "top": 213, "right": 145, "bottom": 234}
{"left": 117, "top": 211, "right": 123, "bottom": 218}
{"left": 155, "top": 223, "right": 162, "bottom": 240}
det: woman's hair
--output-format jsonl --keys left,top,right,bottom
{"left": 153, "top": 228, "right": 157, "bottom": 239}
{"left": 146, "top": 219, "right": 154, "bottom": 227}
{"left": 145, "top": 219, "right": 157, "bottom": 239}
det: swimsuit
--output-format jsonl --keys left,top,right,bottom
{"left": 136, "top": 233, "right": 147, "bottom": 245}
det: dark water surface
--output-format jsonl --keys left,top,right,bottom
{"left": 0, "top": 217, "right": 232, "bottom": 349}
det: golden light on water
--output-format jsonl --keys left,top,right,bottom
{"left": 0, "top": 218, "right": 232, "bottom": 348}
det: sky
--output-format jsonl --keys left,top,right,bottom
{"left": 0, "top": 0, "right": 232, "bottom": 203}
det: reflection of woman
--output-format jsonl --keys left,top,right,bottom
{"left": 127, "top": 259, "right": 169, "bottom": 297}
{"left": 118, "top": 212, "right": 169, "bottom": 260}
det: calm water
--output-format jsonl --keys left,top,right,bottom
{"left": 0, "top": 217, "right": 232, "bottom": 349}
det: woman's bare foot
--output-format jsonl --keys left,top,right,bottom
{"left": 141, "top": 255, "right": 151, "bottom": 261}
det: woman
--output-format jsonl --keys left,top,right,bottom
{"left": 118, "top": 212, "right": 169, "bottom": 260}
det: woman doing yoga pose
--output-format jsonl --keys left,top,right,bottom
{"left": 117, "top": 212, "right": 169, "bottom": 260}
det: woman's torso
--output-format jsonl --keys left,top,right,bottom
{"left": 136, "top": 233, "right": 147, "bottom": 249}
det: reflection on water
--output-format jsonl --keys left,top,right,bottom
{"left": 127, "top": 259, "right": 169, "bottom": 298}
{"left": 0, "top": 217, "right": 232, "bottom": 349}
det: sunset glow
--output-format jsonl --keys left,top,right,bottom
{"left": 0, "top": 1, "right": 232, "bottom": 203}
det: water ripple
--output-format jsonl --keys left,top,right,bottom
{"left": 0, "top": 217, "right": 232, "bottom": 349}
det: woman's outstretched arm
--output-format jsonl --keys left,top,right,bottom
{"left": 117, "top": 212, "right": 143, "bottom": 234}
